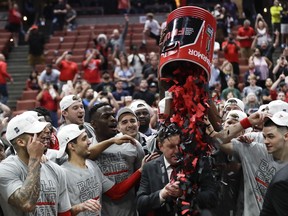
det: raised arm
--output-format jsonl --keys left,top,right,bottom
{"left": 8, "top": 134, "right": 44, "bottom": 212}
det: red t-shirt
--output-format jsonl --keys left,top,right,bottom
{"left": 82, "top": 59, "right": 102, "bottom": 84}
{"left": 222, "top": 41, "right": 240, "bottom": 63}
{"left": 8, "top": 9, "right": 21, "bottom": 24}
{"left": 39, "top": 90, "right": 58, "bottom": 111}
{"left": 58, "top": 60, "right": 78, "bottom": 82}
{"left": 237, "top": 26, "right": 255, "bottom": 48}
{"left": 0, "top": 61, "right": 12, "bottom": 84}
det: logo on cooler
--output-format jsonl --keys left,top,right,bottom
{"left": 188, "top": 49, "right": 212, "bottom": 67}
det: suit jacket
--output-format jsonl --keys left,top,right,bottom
{"left": 136, "top": 155, "right": 175, "bottom": 216}
{"left": 137, "top": 155, "right": 219, "bottom": 216}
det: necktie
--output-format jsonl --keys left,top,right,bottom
{"left": 170, "top": 165, "right": 177, "bottom": 182}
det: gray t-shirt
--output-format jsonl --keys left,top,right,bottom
{"left": 39, "top": 69, "right": 60, "bottom": 85}
{"left": 232, "top": 132, "right": 286, "bottom": 216}
{"left": 93, "top": 137, "right": 145, "bottom": 216}
{"left": 61, "top": 159, "right": 114, "bottom": 216}
{"left": 0, "top": 156, "right": 71, "bottom": 216}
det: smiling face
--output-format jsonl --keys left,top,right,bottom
{"left": 91, "top": 105, "right": 118, "bottom": 140}
{"left": 71, "top": 131, "right": 91, "bottom": 159}
{"left": 62, "top": 101, "right": 85, "bottom": 125}
{"left": 263, "top": 125, "right": 288, "bottom": 159}
{"left": 158, "top": 134, "right": 180, "bottom": 166}
{"left": 117, "top": 113, "right": 139, "bottom": 138}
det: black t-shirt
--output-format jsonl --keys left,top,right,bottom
{"left": 28, "top": 31, "right": 45, "bottom": 55}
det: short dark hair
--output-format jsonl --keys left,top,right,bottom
{"left": 89, "top": 102, "right": 111, "bottom": 121}
{"left": 264, "top": 119, "right": 288, "bottom": 132}
{"left": 157, "top": 123, "right": 181, "bottom": 143}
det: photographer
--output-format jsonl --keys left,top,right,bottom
{"left": 222, "top": 33, "right": 240, "bottom": 76}
{"left": 272, "top": 55, "right": 288, "bottom": 79}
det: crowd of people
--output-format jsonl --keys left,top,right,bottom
{"left": 1, "top": 0, "right": 288, "bottom": 216}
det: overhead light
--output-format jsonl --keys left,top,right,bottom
{"left": 23, "top": 16, "right": 27, "bottom": 21}
{"left": 263, "top": 8, "right": 267, "bottom": 13}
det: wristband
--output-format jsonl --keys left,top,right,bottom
{"left": 240, "top": 118, "right": 252, "bottom": 129}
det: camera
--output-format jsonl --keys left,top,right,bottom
{"left": 101, "top": 91, "right": 108, "bottom": 96}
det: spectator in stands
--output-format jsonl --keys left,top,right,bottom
{"left": 109, "top": 14, "right": 129, "bottom": 54}
{"left": 128, "top": 44, "right": 145, "bottom": 89}
{"left": 212, "top": 4, "right": 226, "bottom": 43}
{"left": 142, "top": 13, "right": 161, "bottom": 46}
{"left": 53, "top": 0, "right": 67, "bottom": 31}
{"left": 220, "top": 60, "right": 235, "bottom": 82}
{"left": 244, "top": 61, "right": 261, "bottom": 86}
{"left": 270, "top": 0, "right": 283, "bottom": 32}
{"left": 251, "top": 29, "right": 280, "bottom": 63}
{"left": 0, "top": 138, "right": 5, "bottom": 161}
{"left": 36, "top": 82, "right": 60, "bottom": 128}
{"left": 143, "top": 55, "right": 158, "bottom": 86}
{"left": 209, "top": 57, "right": 226, "bottom": 91}
{"left": 95, "top": 71, "right": 116, "bottom": 93}
{"left": 244, "top": 92, "right": 260, "bottom": 115}
{"left": 223, "top": 0, "right": 239, "bottom": 25}
{"left": 131, "top": 0, "right": 145, "bottom": 14}
{"left": 281, "top": 3, "right": 288, "bottom": 48}
{"left": 221, "top": 77, "right": 241, "bottom": 100}
{"left": 271, "top": 74, "right": 288, "bottom": 100}
{"left": 262, "top": 78, "right": 276, "bottom": 104}
{"left": 254, "top": 14, "right": 270, "bottom": 46}
{"left": 243, "top": 74, "right": 263, "bottom": 103}
{"left": 25, "top": 25, "right": 45, "bottom": 69}
{"left": 88, "top": 102, "right": 145, "bottom": 216}
{"left": 129, "top": 100, "right": 156, "bottom": 136}
{"left": 236, "top": 19, "right": 256, "bottom": 59}
{"left": 276, "top": 91, "right": 287, "bottom": 101}
{"left": 82, "top": 49, "right": 104, "bottom": 91}
{"left": 7, "top": 0, "right": 22, "bottom": 47}
{"left": 55, "top": 50, "right": 79, "bottom": 89}
{"left": 92, "top": 29, "right": 109, "bottom": 70}
{"left": 0, "top": 54, "right": 13, "bottom": 105}
{"left": 26, "top": 69, "right": 40, "bottom": 91}
{"left": 117, "top": 0, "right": 131, "bottom": 14}
{"left": 38, "top": 64, "right": 60, "bottom": 89}
{"left": 222, "top": 33, "right": 240, "bottom": 76}
{"left": 112, "top": 80, "right": 131, "bottom": 107}
{"left": 249, "top": 48, "right": 272, "bottom": 88}
{"left": 272, "top": 55, "right": 288, "bottom": 80}
{"left": 114, "top": 55, "right": 135, "bottom": 94}
{"left": 133, "top": 79, "right": 155, "bottom": 106}
{"left": 65, "top": 4, "right": 77, "bottom": 31}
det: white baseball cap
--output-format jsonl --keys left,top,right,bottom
{"left": 267, "top": 100, "right": 288, "bottom": 115}
{"left": 266, "top": 111, "right": 288, "bottom": 127}
{"left": 6, "top": 112, "right": 50, "bottom": 141}
{"left": 129, "top": 100, "right": 153, "bottom": 116}
{"left": 224, "top": 98, "right": 245, "bottom": 112}
{"left": 59, "top": 94, "right": 82, "bottom": 112}
{"left": 57, "top": 124, "right": 85, "bottom": 158}
{"left": 225, "top": 110, "right": 247, "bottom": 121}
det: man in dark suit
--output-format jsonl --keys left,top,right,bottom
{"left": 136, "top": 123, "right": 218, "bottom": 216}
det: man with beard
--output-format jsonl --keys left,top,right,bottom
{"left": 0, "top": 111, "right": 71, "bottom": 216}
{"left": 129, "top": 100, "right": 156, "bottom": 137}
{"left": 89, "top": 103, "right": 145, "bottom": 216}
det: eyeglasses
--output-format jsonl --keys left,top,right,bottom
{"left": 157, "top": 123, "right": 181, "bottom": 142}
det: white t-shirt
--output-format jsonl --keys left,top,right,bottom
{"left": 144, "top": 19, "right": 160, "bottom": 36}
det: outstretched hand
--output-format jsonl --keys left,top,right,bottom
{"left": 139, "top": 152, "right": 160, "bottom": 172}
{"left": 112, "top": 135, "right": 136, "bottom": 146}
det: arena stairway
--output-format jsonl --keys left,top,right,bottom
{"left": 6, "top": 45, "right": 32, "bottom": 109}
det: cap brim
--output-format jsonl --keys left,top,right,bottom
{"left": 266, "top": 116, "right": 287, "bottom": 127}
{"left": 25, "top": 122, "right": 50, "bottom": 134}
